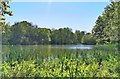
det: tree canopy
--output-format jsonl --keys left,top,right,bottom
{"left": 0, "top": 0, "right": 13, "bottom": 32}
{"left": 2, "top": 21, "right": 88, "bottom": 45}
{"left": 92, "top": 2, "right": 120, "bottom": 44}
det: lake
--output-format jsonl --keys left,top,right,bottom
{"left": 2, "top": 45, "right": 93, "bottom": 61}
{"left": 2, "top": 44, "right": 93, "bottom": 51}
{"left": 2, "top": 45, "right": 93, "bottom": 54}
{"left": 50, "top": 45, "right": 92, "bottom": 50}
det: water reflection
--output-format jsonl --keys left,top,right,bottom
{"left": 51, "top": 45, "right": 92, "bottom": 50}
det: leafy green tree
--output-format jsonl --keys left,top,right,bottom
{"left": 81, "top": 33, "right": 96, "bottom": 45}
{"left": 5, "top": 21, "right": 51, "bottom": 45}
{"left": 32, "top": 28, "right": 51, "bottom": 44}
{"left": 75, "top": 30, "right": 85, "bottom": 44}
{"left": 51, "top": 27, "right": 75, "bottom": 44}
{"left": 9, "top": 21, "right": 33, "bottom": 45}
{"left": 2, "top": 23, "right": 11, "bottom": 44}
{"left": 0, "top": 0, "right": 13, "bottom": 32}
{"left": 92, "top": 2, "right": 120, "bottom": 44}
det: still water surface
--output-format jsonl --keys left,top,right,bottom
{"left": 2, "top": 45, "right": 93, "bottom": 61}
{"left": 2, "top": 44, "right": 93, "bottom": 52}
{"left": 50, "top": 45, "right": 92, "bottom": 50}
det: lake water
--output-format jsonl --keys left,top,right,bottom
{"left": 2, "top": 45, "right": 93, "bottom": 53}
{"left": 2, "top": 45, "right": 93, "bottom": 62}
{"left": 50, "top": 45, "right": 92, "bottom": 50}
{"left": 2, "top": 45, "right": 93, "bottom": 58}
{"left": 3, "top": 44, "right": 93, "bottom": 50}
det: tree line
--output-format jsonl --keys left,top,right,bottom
{"left": 2, "top": 21, "right": 96, "bottom": 45}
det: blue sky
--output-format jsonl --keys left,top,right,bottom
{"left": 6, "top": 2, "right": 110, "bottom": 32}
{"left": 12, "top": 0, "right": 109, "bottom": 2}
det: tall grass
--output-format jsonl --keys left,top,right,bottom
{"left": 1, "top": 44, "right": 120, "bottom": 77}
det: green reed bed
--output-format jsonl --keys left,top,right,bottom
{"left": 1, "top": 44, "right": 120, "bottom": 77}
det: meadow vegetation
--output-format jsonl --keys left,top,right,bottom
{"left": 1, "top": 44, "right": 120, "bottom": 77}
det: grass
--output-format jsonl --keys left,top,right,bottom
{"left": 1, "top": 44, "right": 120, "bottom": 77}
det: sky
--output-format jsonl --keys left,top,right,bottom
{"left": 12, "top": 0, "right": 110, "bottom": 2}
{"left": 6, "top": 2, "right": 110, "bottom": 33}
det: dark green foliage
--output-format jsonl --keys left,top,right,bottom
{"left": 0, "top": 0, "right": 13, "bottom": 32}
{"left": 75, "top": 30, "right": 85, "bottom": 44}
{"left": 92, "top": 2, "right": 120, "bottom": 44}
{"left": 2, "top": 21, "right": 88, "bottom": 45}
{"left": 81, "top": 33, "right": 96, "bottom": 45}
{"left": 51, "top": 28, "right": 76, "bottom": 44}
{"left": 9, "top": 21, "right": 33, "bottom": 45}
{"left": 2, "top": 21, "right": 52, "bottom": 45}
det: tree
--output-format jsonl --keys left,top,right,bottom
{"left": 32, "top": 28, "right": 51, "bottom": 45}
{"left": 0, "top": 0, "right": 13, "bottom": 32}
{"left": 9, "top": 21, "right": 33, "bottom": 45}
{"left": 92, "top": 16, "right": 106, "bottom": 44}
{"left": 75, "top": 30, "right": 85, "bottom": 44}
{"left": 51, "top": 27, "right": 75, "bottom": 44}
{"left": 92, "top": 2, "right": 120, "bottom": 44}
{"left": 4, "top": 21, "right": 52, "bottom": 45}
{"left": 2, "top": 22, "right": 11, "bottom": 44}
{"left": 81, "top": 33, "right": 96, "bottom": 45}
